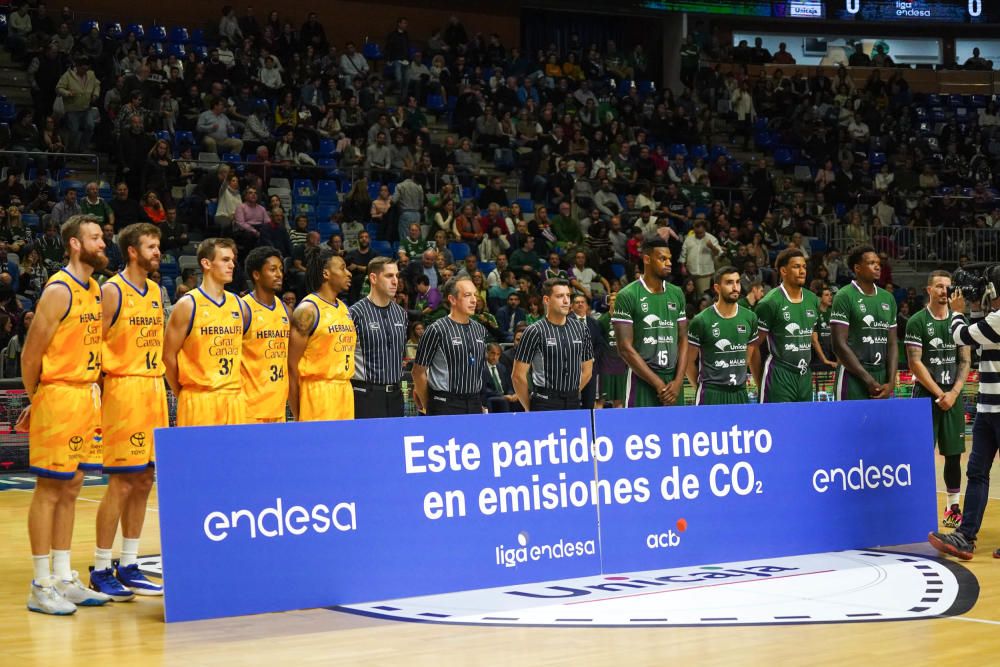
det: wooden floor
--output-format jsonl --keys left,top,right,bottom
{"left": 3, "top": 460, "right": 1000, "bottom": 666}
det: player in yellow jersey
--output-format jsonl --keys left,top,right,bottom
{"left": 21, "top": 215, "right": 111, "bottom": 614}
{"left": 288, "top": 246, "right": 356, "bottom": 421}
{"left": 90, "top": 223, "right": 167, "bottom": 600}
{"left": 163, "top": 238, "right": 250, "bottom": 426}
{"left": 241, "top": 247, "right": 291, "bottom": 422}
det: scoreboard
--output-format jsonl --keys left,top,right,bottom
{"left": 639, "top": 0, "right": 999, "bottom": 22}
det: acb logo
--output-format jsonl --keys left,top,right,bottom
{"left": 646, "top": 530, "right": 682, "bottom": 549}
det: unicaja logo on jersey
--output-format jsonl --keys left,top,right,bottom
{"left": 495, "top": 532, "right": 596, "bottom": 569}
{"left": 928, "top": 337, "right": 943, "bottom": 349}
{"left": 784, "top": 322, "right": 801, "bottom": 334}
{"left": 714, "top": 339, "right": 733, "bottom": 351}
{"left": 862, "top": 315, "right": 876, "bottom": 327}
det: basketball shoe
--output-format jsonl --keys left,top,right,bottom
{"left": 27, "top": 578, "right": 76, "bottom": 615}
{"left": 55, "top": 571, "right": 111, "bottom": 606}
{"left": 928, "top": 530, "right": 975, "bottom": 560}
{"left": 116, "top": 563, "right": 163, "bottom": 596}
{"left": 943, "top": 505, "right": 963, "bottom": 529}
{"left": 90, "top": 566, "right": 135, "bottom": 602}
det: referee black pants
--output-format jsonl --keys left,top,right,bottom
{"left": 428, "top": 390, "right": 481, "bottom": 416}
{"left": 352, "top": 382, "right": 404, "bottom": 419}
{"left": 529, "top": 389, "right": 581, "bottom": 412}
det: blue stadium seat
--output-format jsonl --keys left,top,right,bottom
{"left": 367, "top": 182, "right": 381, "bottom": 199}
{"left": 21, "top": 213, "right": 39, "bottom": 232}
{"left": 147, "top": 25, "right": 167, "bottom": 42}
{"left": 370, "top": 240, "right": 393, "bottom": 257}
{"left": 105, "top": 22, "right": 123, "bottom": 40}
{"left": 192, "top": 45, "right": 209, "bottom": 60}
{"left": 689, "top": 144, "right": 709, "bottom": 160}
{"left": 365, "top": 223, "right": 380, "bottom": 238}
{"left": 611, "top": 264, "right": 626, "bottom": 280}
{"left": 478, "top": 262, "right": 496, "bottom": 276}
{"left": 971, "top": 95, "right": 988, "bottom": 109}
{"left": 293, "top": 179, "right": 316, "bottom": 203}
{"left": 293, "top": 202, "right": 315, "bottom": 219}
{"left": 448, "top": 242, "right": 471, "bottom": 261}
{"left": 516, "top": 198, "right": 534, "bottom": 213}
{"left": 189, "top": 28, "right": 206, "bottom": 45}
{"left": 80, "top": 20, "right": 99, "bottom": 35}
{"left": 221, "top": 152, "right": 242, "bottom": 164}
{"left": 316, "top": 204, "right": 340, "bottom": 221}
{"left": 317, "top": 139, "right": 335, "bottom": 158}
{"left": 154, "top": 130, "right": 171, "bottom": 143}
{"left": 58, "top": 179, "right": 84, "bottom": 195}
{"left": 773, "top": 148, "right": 797, "bottom": 167}
{"left": 637, "top": 80, "right": 655, "bottom": 96}
{"left": 317, "top": 180, "right": 339, "bottom": 204}
{"left": 870, "top": 152, "right": 887, "bottom": 168}
{"left": 126, "top": 23, "right": 145, "bottom": 40}
{"left": 174, "top": 130, "right": 194, "bottom": 150}
{"left": 316, "top": 221, "right": 340, "bottom": 241}
{"left": 670, "top": 143, "right": 688, "bottom": 159}
{"left": 147, "top": 42, "right": 165, "bottom": 57}
{"left": 362, "top": 42, "right": 383, "bottom": 61}
{"left": 168, "top": 26, "right": 190, "bottom": 44}
{"left": 167, "top": 44, "right": 186, "bottom": 59}
{"left": 426, "top": 94, "right": 446, "bottom": 113}
{"left": 0, "top": 102, "right": 15, "bottom": 124}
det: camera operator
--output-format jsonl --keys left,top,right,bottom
{"left": 928, "top": 267, "right": 1000, "bottom": 560}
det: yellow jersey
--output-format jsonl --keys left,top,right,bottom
{"left": 298, "top": 293, "right": 356, "bottom": 381}
{"left": 103, "top": 273, "right": 165, "bottom": 377}
{"left": 178, "top": 288, "right": 247, "bottom": 392}
{"left": 40, "top": 269, "right": 102, "bottom": 384}
{"left": 241, "top": 293, "right": 290, "bottom": 419}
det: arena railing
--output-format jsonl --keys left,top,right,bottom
{"left": 820, "top": 223, "right": 1000, "bottom": 265}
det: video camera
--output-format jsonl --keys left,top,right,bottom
{"left": 949, "top": 263, "right": 1000, "bottom": 303}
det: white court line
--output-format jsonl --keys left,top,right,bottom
{"left": 947, "top": 615, "right": 1000, "bottom": 626}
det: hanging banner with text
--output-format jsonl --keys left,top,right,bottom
{"left": 156, "top": 399, "right": 935, "bottom": 622}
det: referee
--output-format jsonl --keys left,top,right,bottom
{"left": 413, "top": 277, "right": 487, "bottom": 415}
{"left": 512, "top": 278, "right": 594, "bottom": 411}
{"left": 349, "top": 257, "right": 408, "bottom": 418}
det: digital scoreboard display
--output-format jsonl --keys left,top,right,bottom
{"left": 638, "top": 0, "right": 999, "bottom": 22}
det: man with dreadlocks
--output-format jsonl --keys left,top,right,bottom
{"left": 287, "top": 246, "right": 357, "bottom": 421}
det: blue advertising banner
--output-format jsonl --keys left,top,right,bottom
{"left": 155, "top": 410, "right": 601, "bottom": 622}
{"left": 156, "top": 400, "right": 936, "bottom": 622}
{"left": 593, "top": 400, "right": 936, "bottom": 573}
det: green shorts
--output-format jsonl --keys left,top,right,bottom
{"left": 600, "top": 373, "right": 627, "bottom": 402}
{"left": 914, "top": 385, "right": 966, "bottom": 456}
{"left": 835, "top": 366, "right": 887, "bottom": 401}
{"left": 695, "top": 383, "right": 749, "bottom": 405}
{"left": 759, "top": 358, "right": 812, "bottom": 403}
{"left": 625, "top": 368, "right": 682, "bottom": 407}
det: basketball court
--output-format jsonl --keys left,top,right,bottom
{"left": 3, "top": 457, "right": 1000, "bottom": 666}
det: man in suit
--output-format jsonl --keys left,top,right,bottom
{"left": 495, "top": 293, "right": 527, "bottom": 342}
{"left": 501, "top": 324, "right": 527, "bottom": 371}
{"left": 481, "top": 343, "right": 520, "bottom": 413}
{"left": 572, "top": 293, "right": 606, "bottom": 408}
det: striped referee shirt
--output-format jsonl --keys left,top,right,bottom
{"left": 515, "top": 317, "right": 594, "bottom": 393}
{"left": 349, "top": 297, "right": 409, "bottom": 385}
{"left": 952, "top": 309, "right": 1000, "bottom": 412}
{"left": 414, "top": 316, "right": 487, "bottom": 394}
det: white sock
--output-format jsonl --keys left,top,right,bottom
{"left": 32, "top": 553, "right": 50, "bottom": 582}
{"left": 94, "top": 548, "right": 113, "bottom": 571}
{"left": 120, "top": 538, "right": 140, "bottom": 567}
{"left": 948, "top": 492, "right": 960, "bottom": 508}
{"left": 52, "top": 550, "right": 71, "bottom": 581}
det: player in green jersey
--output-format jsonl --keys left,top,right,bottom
{"left": 810, "top": 286, "right": 838, "bottom": 372}
{"left": 613, "top": 238, "right": 689, "bottom": 407}
{"left": 831, "top": 245, "right": 898, "bottom": 400}
{"left": 598, "top": 292, "right": 628, "bottom": 408}
{"left": 686, "top": 266, "right": 761, "bottom": 405}
{"left": 754, "top": 248, "right": 821, "bottom": 403}
{"left": 905, "top": 270, "right": 971, "bottom": 528}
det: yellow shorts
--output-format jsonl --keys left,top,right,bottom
{"left": 299, "top": 379, "right": 354, "bottom": 421}
{"left": 250, "top": 417, "right": 286, "bottom": 424}
{"left": 176, "top": 389, "right": 247, "bottom": 427}
{"left": 102, "top": 375, "right": 169, "bottom": 473}
{"left": 30, "top": 382, "right": 102, "bottom": 480}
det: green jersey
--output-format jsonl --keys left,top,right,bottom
{"left": 905, "top": 307, "right": 960, "bottom": 388}
{"left": 816, "top": 307, "right": 834, "bottom": 360}
{"left": 830, "top": 281, "right": 897, "bottom": 368}
{"left": 688, "top": 304, "right": 759, "bottom": 386}
{"left": 756, "top": 285, "right": 820, "bottom": 374}
{"left": 612, "top": 277, "right": 686, "bottom": 372}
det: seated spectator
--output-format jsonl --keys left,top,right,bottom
{"left": 197, "top": 97, "right": 243, "bottom": 155}
{"left": 141, "top": 191, "right": 167, "bottom": 224}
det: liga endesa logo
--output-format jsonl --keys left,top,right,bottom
{"left": 495, "top": 531, "right": 596, "bottom": 569}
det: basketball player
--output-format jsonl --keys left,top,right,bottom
{"left": 598, "top": 291, "right": 628, "bottom": 408}
{"left": 90, "top": 223, "right": 167, "bottom": 602}
{"left": 241, "top": 247, "right": 291, "bottom": 422}
{"left": 288, "top": 247, "right": 356, "bottom": 421}
{"left": 22, "top": 215, "right": 111, "bottom": 614}
{"left": 612, "top": 238, "right": 689, "bottom": 407}
{"left": 906, "top": 270, "right": 970, "bottom": 527}
{"left": 685, "top": 266, "right": 760, "bottom": 405}
{"left": 163, "top": 238, "right": 250, "bottom": 426}
{"left": 831, "top": 245, "right": 897, "bottom": 400}
{"left": 754, "top": 248, "right": 820, "bottom": 403}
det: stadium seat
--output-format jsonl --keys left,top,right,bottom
{"left": 478, "top": 262, "right": 496, "bottom": 276}
{"left": 637, "top": 80, "right": 656, "bottom": 96}
{"left": 168, "top": 26, "right": 190, "bottom": 44}
{"left": 105, "top": 22, "right": 123, "bottom": 40}
{"left": 370, "top": 240, "right": 393, "bottom": 257}
{"left": 773, "top": 148, "right": 797, "bottom": 167}
{"left": 317, "top": 180, "right": 339, "bottom": 204}
{"left": 294, "top": 179, "right": 316, "bottom": 203}
{"left": 365, "top": 223, "right": 380, "bottom": 238}
{"left": 317, "top": 139, "right": 336, "bottom": 158}
{"left": 146, "top": 42, "right": 165, "bottom": 57}
{"left": 689, "top": 144, "right": 709, "bottom": 160}
{"left": 971, "top": 95, "right": 988, "bottom": 109}
{"left": 316, "top": 204, "right": 340, "bottom": 221}
{"left": 147, "top": 25, "right": 167, "bottom": 42}
{"left": 516, "top": 198, "right": 534, "bottom": 213}
{"left": 316, "top": 221, "right": 340, "bottom": 241}
{"left": 192, "top": 45, "right": 209, "bottom": 60}
{"left": 126, "top": 23, "right": 145, "bottom": 40}
{"left": 367, "top": 182, "right": 381, "bottom": 199}
{"left": 174, "top": 130, "right": 194, "bottom": 150}
{"left": 58, "top": 179, "right": 84, "bottom": 195}
{"left": 611, "top": 264, "right": 626, "bottom": 280}
{"left": 189, "top": 28, "right": 206, "bottom": 45}
{"left": 21, "top": 213, "right": 39, "bottom": 231}
{"left": 80, "top": 20, "right": 99, "bottom": 35}
{"left": 426, "top": 95, "right": 446, "bottom": 113}
{"left": 448, "top": 242, "right": 471, "bottom": 261}
{"left": 0, "top": 102, "right": 15, "bottom": 124}
{"left": 154, "top": 130, "right": 170, "bottom": 143}
{"left": 670, "top": 143, "right": 688, "bottom": 159}
{"left": 362, "top": 41, "right": 383, "bottom": 62}
{"left": 167, "top": 44, "right": 186, "bottom": 59}
{"left": 293, "top": 202, "right": 315, "bottom": 219}
{"left": 870, "top": 152, "right": 887, "bottom": 168}
{"left": 221, "top": 152, "right": 242, "bottom": 164}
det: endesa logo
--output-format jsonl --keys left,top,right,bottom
{"left": 202, "top": 497, "right": 358, "bottom": 542}
{"left": 495, "top": 531, "right": 596, "bottom": 569}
